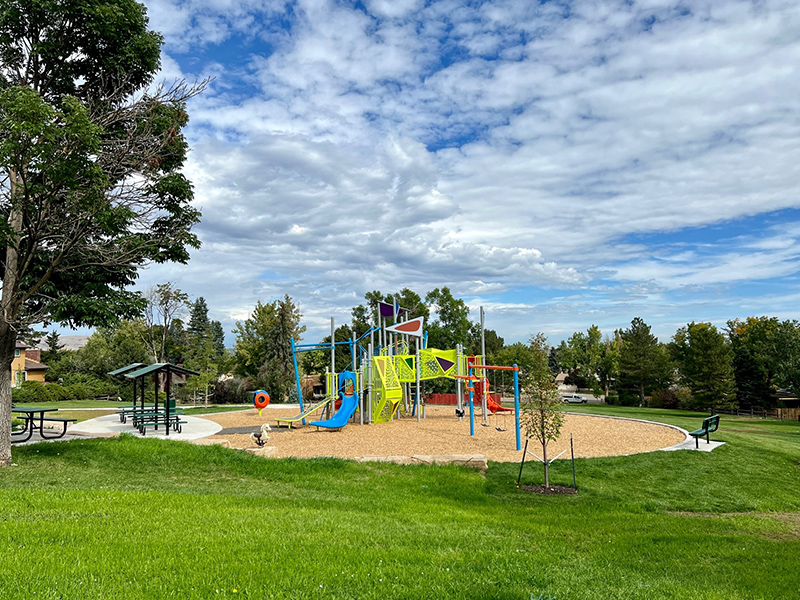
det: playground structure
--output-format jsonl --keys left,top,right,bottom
{"left": 280, "top": 306, "right": 523, "bottom": 451}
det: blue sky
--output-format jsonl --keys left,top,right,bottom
{"left": 113, "top": 0, "right": 800, "bottom": 346}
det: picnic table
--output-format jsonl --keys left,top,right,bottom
{"left": 11, "top": 407, "right": 76, "bottom": 443}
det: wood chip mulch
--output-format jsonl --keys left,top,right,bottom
{"left": 199, "top": 405, "right": 686, "bottom": 463}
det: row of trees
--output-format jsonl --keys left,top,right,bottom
{"left": 228, "top": 287, "right": 800, "bottom": 411}
{"left": 554, "top": 317, "right": 800, "bottom": 410}
{"left": 31, "top": 284, "right": 800, "bottom": 414}
{"left": 32, "top": 285, "right": 229, "bottom": 405}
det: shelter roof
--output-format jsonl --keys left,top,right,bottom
{"left": 124, "top": 363, "right": 200, "bottom": 379}
{"left": 108, "top": 363, "right": 147, "bottom": 377}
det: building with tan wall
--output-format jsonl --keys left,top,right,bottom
{"left": 12, "top": 341, "right": 49, "bottom": 387}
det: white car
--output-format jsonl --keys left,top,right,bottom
{"left": 562, "top": 394, "right": 587, "bottom": 404}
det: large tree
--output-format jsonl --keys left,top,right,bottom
{"left": 233, "top": 295, "right": 305, "bottom": 402}
{"left": 670, "top": 322, "right": 736, "bottom": 410}
{"left": 559, "top": 324, "right": 604, "bottom": 393}
{"left": 425, "top": 287, "right": 471, "bottom": 350}
{"left": 0, "top": 0, "right": 203, "bottom": 466}
{"left": 617, "top": 317, "right": 673, "bottom": 405}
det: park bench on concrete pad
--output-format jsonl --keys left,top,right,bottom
{"left": 689, "top": 414, "right": 720, "bottom": 448}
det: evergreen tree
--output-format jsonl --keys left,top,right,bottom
{"left": 210, "top": 320, "right": 226, "bottom": 358}
{"left": 618, "top": 317, "right": 673, "bottom": 405}
{"left": 42, "top": 330, "right": 65, "bottom": 364}
{"left": 670, "top": 322, "right": 736, "bottom": 410}
{"left": 187, "top": 298, "right": 211, "bottom": 340}
{"left": 233, "top": 295, "right": 305, "bottom": 402}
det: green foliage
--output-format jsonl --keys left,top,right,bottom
{"left": 559, "top": 324, "right": 604, "bottom": 393}
{"left": 424, "top": 287, "right": 471, "bottom": 350}
{"left": 670, "top": 322, "right": 736, "bottom": 410}
{"left": 466, "top": 324, "right": 504, "bottom": 358}
{"left": 41, "top": 330, "right": 65, "bottom": 364}
{"left": 1, "top": 0, "right": 204, "bottom": 464}
{"left": 618, "top": 317, "right": 674, "bottom": 405}
{"left": 520, "top": 333, "right": 564, "bottom": 487}
{"left": 233, "top": 295, "right": 305, "bottom": 402}
{"left": 11, "top": 377, "right": 117, "bottom": 404}
{"left": 727, "top": 316, "right": 778, "bottom": 408}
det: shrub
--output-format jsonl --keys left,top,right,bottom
{"left": 649, "top": 388, "right": 680, "bottom": 409}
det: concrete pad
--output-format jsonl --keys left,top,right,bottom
{"left": 68, "top": 413, "right": 222, "bottom": 442}
{"left": 661, "top": 437, "right": 726, "bottom": 452}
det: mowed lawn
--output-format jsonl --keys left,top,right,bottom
{"left": 1, "top": 407, "right": 798, "bottom": 599}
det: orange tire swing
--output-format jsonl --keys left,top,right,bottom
{"left": 253, "top": 390, "right": 270, "bottom": 416}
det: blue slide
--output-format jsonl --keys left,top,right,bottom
{"left": 310, "top": 371, "right": 359, "bottom": 430}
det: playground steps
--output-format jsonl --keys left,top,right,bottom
{"left": 356, "top": 454, "right": 488, "bottom": 471}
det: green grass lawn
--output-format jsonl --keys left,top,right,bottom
{"left": 1, "top": 407, "right": 798, "bottom": 599}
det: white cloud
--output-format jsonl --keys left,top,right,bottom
{"left": 125, "top": 0, "right": 800, "bottom": 345}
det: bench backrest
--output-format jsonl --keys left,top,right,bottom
{"left": 704, "top": 415, "right": 720, "bottom": 434}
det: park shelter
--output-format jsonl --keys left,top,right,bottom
{"left": 109, "top": 363, "right": 200, "bottom": 436}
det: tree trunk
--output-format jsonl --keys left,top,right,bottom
{"left": 542, "top": 441, "right": 549, "bottom": 488}
{"left": 541, "top": 409, "right": 549, "bottom": 487}
{"left": 1, "top": 186, "right": 24, "bottom": 467}
{"left": 0, "top": 324, "right": 15, "bottom": 467}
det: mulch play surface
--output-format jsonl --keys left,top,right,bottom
{"left": 199, "top": 405, "right": 686, "bottom": 463}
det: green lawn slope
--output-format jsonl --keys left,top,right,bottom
{"left": 1, "top": 407, "right": 798, "bottom": 599}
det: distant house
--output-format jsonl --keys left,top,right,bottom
{"left": 12, "top": 341, "right": 49, "bottom": 387}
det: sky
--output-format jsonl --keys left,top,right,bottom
{"left": 103, "top": 0, "right": 800, "bottom": 347}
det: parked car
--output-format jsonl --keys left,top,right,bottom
{"left": 562, "top": 394, "right": 588, "bottom": 404}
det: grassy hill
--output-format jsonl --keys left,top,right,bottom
{"left": 1, "top": 407, "right": 798, "bottom": 599}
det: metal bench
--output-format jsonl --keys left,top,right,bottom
{"left": 689, "top": 414, "right": 720, "bottom": 448}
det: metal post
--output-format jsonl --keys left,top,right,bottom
{"left": 469, "top": 364, "right": 475, "bottom": 436}
{"left": 351, "top": 331, "right": 356, "bottom": 372}
{"left": 513, "top": 364, "right": 521, "bottom": 451}
{"left": 517, "top": 437, "right": 529, "bottom": 487}
{"left": 330, "top": 317, "right": 336, "bottom": 416}
{"left": 416, "top": 344, "right": 421, "bottom": 422}
{"left": 165, "top": 366, "right": 171, "bottom": 436}
{"left": 570, "top": 434, "right": 576, "bottom": 489}
{"left": 456, "top": 344, "right": 463, "bottom": 420}
{"left": 153, "top": 372, "right": 159, "bottom": 431}
{"left": 368, "top": 341, "right": 373, "bottom": 424}
{"left": 480, "top": 306, "right": 487, "bottom": 422}
{"left": 291, "top": 338, "right": 306, "bottom": 424}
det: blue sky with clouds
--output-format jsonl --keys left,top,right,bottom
{"left": 121, "top": 0, "right": 800, "bottom": 346}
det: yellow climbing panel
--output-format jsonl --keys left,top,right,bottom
{"left": 371, "top": 356, "right": 403, "bottom": 423}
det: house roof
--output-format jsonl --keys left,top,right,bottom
{"left": 15, "top": 341, "right": 28, "bottom": 349}
{"left": 25, "top": 359, "right": 48, "bottom": 371}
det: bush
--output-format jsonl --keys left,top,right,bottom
{"left": 11, "top": 380, "right": 76, "bottom": 403}
{"left": 214, "top": 377, "right": 251, "bottom": 404}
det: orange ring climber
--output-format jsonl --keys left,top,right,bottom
{"left": 254, "top": 390, "right": 271, "bottom": 415}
